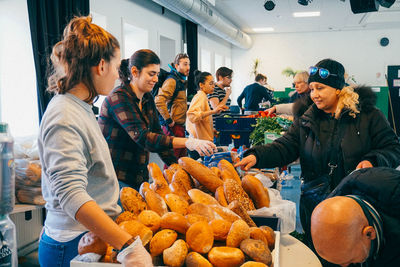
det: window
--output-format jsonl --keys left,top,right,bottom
{"left": 0, "top": 0, "right": 38, "bottom": 137}
{"left": 123, "top": 21, "right": 149, "bottom": 58}
{"left": 200, "top": 48, "right": 211, "bottom": 72}
{"left": 160, "top": 35, "right": 176, "bottom": 70}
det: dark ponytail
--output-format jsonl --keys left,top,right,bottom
{"left": 119, "top": 49, "right": 160, "bottom": 86}
{"left": 194, "top": 70, "right": 212, "bottom": 90}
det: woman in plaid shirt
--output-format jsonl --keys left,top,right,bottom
{"left": 99, "top": 49, "right": 216, "bottom": 189}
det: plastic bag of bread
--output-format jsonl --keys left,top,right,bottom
{"left": 15, "top": 159, "right": 42, "bottom": 187}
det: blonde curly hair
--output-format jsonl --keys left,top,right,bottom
{"left": 334, "top": 86, "right": 359, "bottom": 119}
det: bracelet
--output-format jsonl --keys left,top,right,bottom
{"left": 113, "top": 237, "right": 136, "bottom": 253}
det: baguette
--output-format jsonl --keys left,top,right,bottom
{"left": 178, "top": 157, "right": 222, "bottom": 192}
{"left": 215, "top": 186, "right": 228, "bottom": 207}
{"left": 188, "top": 202, "right": 221, "bottom": 222}
{"left": 163, "top": 169, "right": 174, "bottom": 184}
{"left": 172, "top": 169, "right": 193, "bottom": 191}
{"left": 144, "top": 189, "right": 168, "bottom": 216}
{"left": 210, "top": 167, "right": 222, "bottom": 179}
{"left": 188, "top": 189, "right": 220, "bottom": 206}
{"left": 218, "top": 159, "right": 241, "bottom": 185}
{"left": 242, "top": 175, "right": 270, "bottom": 208}
{"left": 148, "top": 162, "right": 170, "bottom": 198}
{"left": 165, "top": 193, "right": 189, "bottom": 215}
{"left": 227, "top": 201, "right": 256, "bottom": 227}
{"left": 223, "top": 179, "right": 255, "bottom": 211}
{"left": 209, "top": 204, "right": 241, "bottom": 223}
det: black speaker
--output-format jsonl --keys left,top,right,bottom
{"left": 350, "top": 0, "right": 379, "bottom": 14}
{"left": 378, "top": 0, "right": 396, "bottom": 8}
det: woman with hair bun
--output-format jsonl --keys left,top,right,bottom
{"left": 39, "top": 16, "right": 151, "bottom": 266}
{"left": 98, "top": 50, "right": 217, "bottom": 189}
{"left": 185, "top": 70, "right": 226, "bottom": 159}
{"left": 236, "top": 58, "right": 400, "bottom": 249}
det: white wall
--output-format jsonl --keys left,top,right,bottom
{"left": 231, "top": 28, "right": 400, "bottom": 104}
{"left": 90, "top": 0, "right": 183, "bottom": 59}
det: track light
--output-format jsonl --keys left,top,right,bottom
{"left": 264, "top": 0, "right": 275, "bottom": 11}
{"left": 298, "top": 0, "right": 312, "bottom": 6}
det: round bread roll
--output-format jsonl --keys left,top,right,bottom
{"left": 160, "top": 212, "right": 190, "bottom": 234}
{"left": 208, "top": 247, "right": 245, "bottom": 267}
{"left": 150, "top": 229, "right": 178, "bottom": 256}
{"left": 259, "top": 225, "right": 275, "bottom": 250}
{"left": 186, "top": 221, "right": 214, "bottom": 253}
{"left": 226, "top": 219, "right": 250, "bottom": 248}
{"left": 209, "top": 219, "right": 232, "bottom": 241}
{"left": 120, "top": 187, "right": 147, "bottom": 216}
{"left": 188, "top": 189, "right": 220, "bottom": 206}
{"left": 114, "top": 211, "right": 136, "bottom": 225}
{"left": 165, "top": 193, "right": 189, "bottom": 215}
{"left": 215, "top": 186, "right": 228, "bottom": 207}
{"left": 185, "top": 251, "right": 212, "bottom": 267}
{"left": 178, "top": 157, "right": 223, "bottom": 192}
{"left": 118, "top": 220, "right": 153, "bottom": 246}
{"left": 240, "top": 239, "right": 272, "bottom": 265}
{"left": 137, "top": 210, "right": 161, "bottom": 233}
{"left": 218, "top": 159, "right": 241, "bottom": 185}
{"left": 188, "top": 202, "right": 220, "bottom": 222}
{"left": 240, "top": 261, "right": 268, "bottom": 267}
{"left": 78, "top": 231, "right": 107, "bottom": 255}
{"left": 163, "top": 239, "right": 188, "bottom": 267}
{"left": 144, "top": 189, "right": 168, "bottom": 216}
{"left": 185, "top": 213, "right": 209, "bottom": 226}
{"left": 249, "top": 227, "right": 269, "bottom": 247}
{"left": 241, "top": 175, "right": 270, "bottom": 208}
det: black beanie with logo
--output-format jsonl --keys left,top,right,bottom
{"left": 308, "top": 59, "right": 346, "bottom": 89}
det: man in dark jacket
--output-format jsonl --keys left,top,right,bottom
{"left": 311, "top": 167, "right": 400, "bottom": 267}
{"left": 237, "top": 73, "right": 274, "bottom": 111}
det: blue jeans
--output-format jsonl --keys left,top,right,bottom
{"left": 38, "top": 231, "right": 86, "bottom": 267}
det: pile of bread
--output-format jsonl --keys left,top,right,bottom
{"left": 78, "top": 157, "right": 275, "bottom": 267}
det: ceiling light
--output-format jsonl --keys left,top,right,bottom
{"left": 298, "top": 0, "right": 312, "bottom": 6}
{"left": 252, "top": 27, "right": 275, "bottom": 33}
{"left": 264, "top": 1, "right": 275, "bottom": 11}
{"left": 293, "top": 11, "right": 321, "bottom": 17}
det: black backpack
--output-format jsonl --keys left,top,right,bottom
{"left": 152, "top": 69, "right": 184, "bottom": 126}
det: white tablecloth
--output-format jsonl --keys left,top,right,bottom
{"left": 280, "top": 234, "right": 322, "bottom": 267}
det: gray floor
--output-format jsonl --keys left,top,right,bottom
{"left": 18, "top": 250, "right": 40, "bottom": 267}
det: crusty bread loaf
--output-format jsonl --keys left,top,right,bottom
{"left": 148, "top": 162, "right": 171, "bottom": 198}
{"left": 120, "top": 187, "right": 147, "bottom": 216}
{"left": 226, "top": 220, "right": 250, "bottom": 248}
{"left": 26, "top": 162, "right": 42, "bottom": 182}
{"left": 149, "top": 229, "right": 178, "bottom": 256}
{"left": 249, "top": 227, "right": 269, "bottom": 247}
{"left": 215, "top": 186, "right": 228, "bottom": 207}
{"left": 168, "top": 163, "right": 182, "bottom": 174}
{"left": 114, "top": 211, "right": 136, "bottom": 225}
{"left": 137, "top": 210, "right": 161, "bottom": 233}
{"left": 241, "top": 175, "right": 270, "bottom": 208}
{"left": 169, "top": 180, "right": 191, "bottom": 203}
{"left": 139, "top": 182, "right": 151, "bottom": 198}
{"left": 218, "top": 159, "right": 241, "bottom": 185}
{"left": 185, "top": 251, "right": 213, "bottom": 267}
{"left": 227, "top": 201, "right": 256, "bottom": 227}
{"left": 188, "top": 189, "right": 220, "bottom": 206}
{"left": 178, "top": 157, "right": 222, "bottom": 193}
{"left": 208, "top": 247, "right": 245, "bottom": 267}
{"left": 163, "top": 239, "right": 188, "bottom": 267}
{"left": 210, "top": 167, "right": 222, "bottom": 180}
{"left": 78, "top": 231, "right": 107, "bottom": 255}
{"left": 172, "top": 169, "right": 193, "bottom": 191}
{"left": 209, "top": 204, "right": 241, "bottom": 223}
{"left": 163, "top": 169, "right": 174, "bottom": 184}
{"left": 209, "top": 219, "right": 232, "bottom": 241}
{"left": 165, "top": 193, "right": 189, "bottom": 215}
{"left": 160, "top": 212, "right": 190, "bottom": 234}
{"left": 240, "top": 261, "right": 268, "bottom": 267}
{"left": 186, "top": 221, "right": 214, "bottom": 254}
{"left": 223, "top": 179, "right": 255, "bottom": 211}
{"left": 185, "top": 213, "right": 209, "bottom": 226}
{"left": 144, "top": 189, "right": 168, "bottom": 216}
{"left": 188, "top": 203, "right": 221, "bottom": 222}
{"left": 240, "top": 239, "right": 272, "bottom": 265}
{"left": 259, "top": 226, "right": 275, "bottom": 251}
{"left": 118, "top": 220, "right": 153, "bottom": 246}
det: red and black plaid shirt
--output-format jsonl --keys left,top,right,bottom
{"left": 98, "top": 84, "right": 177, "bottom": 189}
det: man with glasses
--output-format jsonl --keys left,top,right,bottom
{"left": 155, "top": 53, "right": 190, "bottom": 158}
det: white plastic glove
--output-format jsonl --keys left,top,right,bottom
{"left": 117, "top": 237, "right": 153, "bottom": 267}
{"left": 185, "top": 138, "right": 217, "bottom": 156}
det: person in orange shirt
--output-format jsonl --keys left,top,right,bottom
{"left": 186, "top": 70, "right": 225, "bottom": 159}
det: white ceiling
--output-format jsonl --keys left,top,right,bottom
{"left": 213, "top": 0, "right": 400, "bottom": 34}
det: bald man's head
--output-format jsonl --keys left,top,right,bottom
{"left": 311, "top": 196, "right": 376, "bottom": 266}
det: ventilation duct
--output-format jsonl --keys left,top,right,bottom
{"left": 152, "top": 0, "right": 253, "bottom": 49}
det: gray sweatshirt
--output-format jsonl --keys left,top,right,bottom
{"left": 39, "top": 93, "right": 121, "bottom": 232}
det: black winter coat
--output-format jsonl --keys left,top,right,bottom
{"left": 330, "top": 167, "right": 400, "bottom": 267}
{"left": 245, "top": 86, "right": 400, "bottom": 187}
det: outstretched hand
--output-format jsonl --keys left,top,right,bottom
{"left": 234, "top": 154, "right": 257, "bottom": 171}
